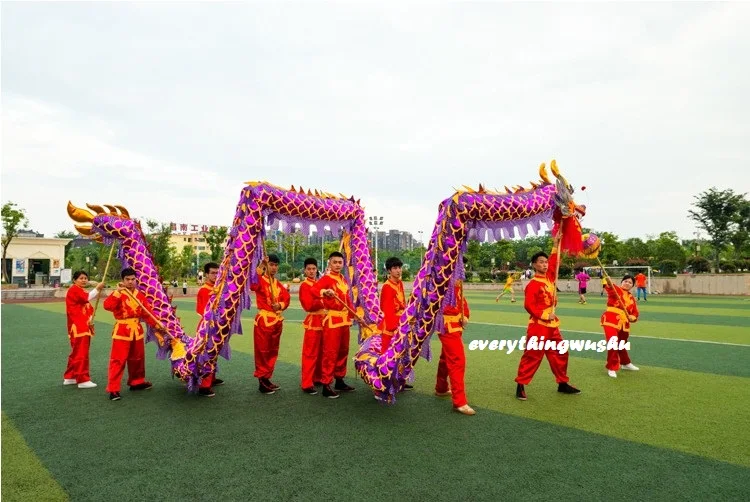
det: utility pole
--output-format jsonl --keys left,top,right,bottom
{"left": 368, "top": 216, "right": 384, "bottom": 276}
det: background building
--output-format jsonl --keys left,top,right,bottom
{"left": 1, "top": 231, "right": 72, "bottom": 287}
{"left": 369, "top": 229, "right": 415, "bottom": 251}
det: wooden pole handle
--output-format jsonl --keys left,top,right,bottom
{"left": 91, "top": 245, "right": 116, "bottom": 319}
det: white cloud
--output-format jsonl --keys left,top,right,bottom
{"left": 2, "top": 2, "right": 749, "bottom": 243}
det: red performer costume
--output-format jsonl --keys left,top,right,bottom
{"left": 515, "top": 248, "right": 580, "bottom": 397}
{"left": 378, "top": 277, "right": 405, "bottom": 354}
{"left": 310, "top": 270, "right": 355, "bottom": 396}
{"left": 64, "top": 284, "right": 96, "bottom": 385}
{"left": 435, "top": 282, "right": 473, "bottom": 413}
{"left": 299, "top": 276, "right": 325, "bottom": 390}
{"left": 196, "top": 279, "right": 224, "bottom": 392}
{"left": 601, "top": 283, "right": 639, "bottom": 372}
{"left": 103, "top": 289, "right": 158, "bottom": 394}
{"left": 250, "top": 269, "right": 290, "bottom": 388}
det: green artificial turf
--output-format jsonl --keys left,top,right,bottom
{"left": 2, "top": 292, "right": 749, "bottom": 501}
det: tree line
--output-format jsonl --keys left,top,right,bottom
{"left": 1, "top": 187, "right": 747, "bottom": 284}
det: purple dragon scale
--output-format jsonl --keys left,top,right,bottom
{"left": 354, "top": 166, "right": 578, "bottom": 404}
{"left": 88, "top": 214, "right": 192, "bottom": 364}
{"left": 70, "top": 162, "right": 579, "bottom": 404}
{"left": 173, "top": 183, "right": 383, "bottom": 389}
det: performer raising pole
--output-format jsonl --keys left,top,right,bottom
{"left": 598, "top": 260, "right": 640, "bottom": 378}
{"left": 63, "top": 270, "right": 105, "bottom": 389}
{"left": 514, "top": 172, "right": 588, "bottom": 401}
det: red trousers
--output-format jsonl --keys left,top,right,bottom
{"left": 515, "top": 324, "right": 570, "bottom": 385}
{"left": 64, "top": 336, "right": 91, "bottom": 383}
{"left": 604, "top": 327, "right": 631, "bottom": 371}
{"left": 380, "top": 334, "right": 393, "bottom": 354}
{"left": 435, "top": 331, "right": 468, "bottom": 408}
{"left": 301, "top": 328, "right": 324, "bottom": 388}
{"left": 253, "top": 321, "right": 283, "bottom": 380}
{"left": 199, "top": 370, "right": 216, "bottom": 389}
{"left": 321, "top": 325, "right": 350, "bottom": 385}
{"left": 106, "top": 338, "right": 147, "bottom": 392}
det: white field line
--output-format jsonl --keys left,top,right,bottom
{"left": 468, "top": 321, "right": 750, "bottom": 348}
{"left": 277, "top": 306, "right": 749, "bottom": 348}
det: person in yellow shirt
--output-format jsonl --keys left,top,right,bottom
{"left": 495, "top": 272, "right": 517, "bottom": 303}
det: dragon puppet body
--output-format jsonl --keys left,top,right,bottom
{"left": 68, "top": 160, "right": 596, "bottom": 403}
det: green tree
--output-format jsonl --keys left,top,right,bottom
{"left": 594, "top": 231, "right": 623, "bottom": 265}
{"left": 55, "top": 230, "right": 77, "bottom": 256}
{"left": 621, "top": 238, "right": 650, "bottom": 262}
{"left": 729, "top": 199, "right": 750, "bottom": 258}
{"left": 651, "top": 231, "right": 687, "bottom": 270}
{"left": 686, "top": 256, "right": 710, "bottom": 273}
{"left": 94, "top": 242, "right": 122, "bottom": 281}
{"left": 688, "top": 188, "right": 748, "bottom": 269}
{"left": 264, "top": 237, "right": 279, "bottom": 256}
{"left": 465, "top": 240, "right": 482, "bottom": 272}
{"left": 144, "top": 220, "right": 175, "bottom": 278}
{"left": 1, "top": 202, "right": 29, "bottom": 283}
{"left": 205, "top": 226, "right": 228, "bottom": 261}
{"left": 281, "top": 231, "right": 305, "bottom": 265}
{"left": 180, "top": 245, "right": 196, "bottom": 277}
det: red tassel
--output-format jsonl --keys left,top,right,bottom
{"left": 552, "top": 216, "right": 584, "bottom": 257}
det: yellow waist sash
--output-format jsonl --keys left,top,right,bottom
{"left": 113, "top": 318, "right": 142, "bottom": 341}
{"left": 606, "top": 306, "right": 627, "bottom": 317}
{"left": 323, "top": 309, "right": 351, "bottom": 328}
{"left": 256, "top": 309, "right": 283, "bottom": 327}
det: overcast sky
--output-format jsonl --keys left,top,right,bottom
{"left": 3, "top": 1, "right": 749, "bottom": 245}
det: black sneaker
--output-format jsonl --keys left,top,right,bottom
{"left": 402, "top": 384, "right": 414, "bottom": 391}
{"left": 516, "top": 383, "right": 527, "bottom": 401}
{"left": 129, "top": 381, "right": 153, "bottom": 391}
{"left": 557, "top": 382, "right": 581, "bottom": 394}
{"left": 198, "top": 388, "right": 216, "bottom": 397}
{"left": 213, "top": 378, "right": 225, "bottom": 386}
{"left": 264, "top": 379, "right": 280, "bottom": 390}
{"left": 334, "top": 379, "right": 355, "bottom": 392}
{"left": 302, "top": 387, "right": 318, "bottom": 395}
{"left": 109, "top": 392, "right": 121, "bottom": 401}
{"left": 322, "top": 385, "right": 340, "bottom": 399}
{"left": 258, "top": 381, "right": 276, "bottom": 395}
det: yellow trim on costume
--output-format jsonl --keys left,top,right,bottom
{"left": 528, "top": 276, "right": 560, "bottom": 327}
{"left": 601, "top": 306, "right": 631, "bottom": 332}
{"left": 255, "top": 309, "right": 284, "bottom": 327}
{"left": 112, "top": 318, "right": 143, "bottom": 341}
{"left": 331, "top": 274, "right": 349, "bottom": 296}
{"left": 323, "top": 309, "right": 352, "bottom": 328}
{"left": 528, "top": 306, "right": 560, "bottom": 328}
{"left": 302, "top": 310, "right": 326, "bottom": 331}
{"left": 442, "top": 314, "right": 467, "bottom": 334}
{"left": 69, "top": 324, "right": 92, "bottom": 338}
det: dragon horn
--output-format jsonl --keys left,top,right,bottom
{"left": 74, "top": 223, "right": 93, "bottom": 236}
{"left": 539, "top": 163, "right": 551, "bottom": 184}
{"left": 550, "top": 159, "right": 571, "bottom": 188}
{"left": 67, "top": 201, "right": 95, "bottom": 223}
{"left": 114, "top": 205, "right": 130, "bottom": 218}
{"left": 86, "top": 203, "right": 106, "bottom": 214}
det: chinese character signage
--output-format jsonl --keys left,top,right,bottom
{"left": 167, "top": 222, "right": 228, "bottom": 234}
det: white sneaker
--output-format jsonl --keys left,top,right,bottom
{"left": 622, "top": 363, "right": 639, "bottom": 371}
{"left": 63, "top": 378, "right": 77, "bottom": 385}
{"left": 608, "top": 370, "right": 617, "bottom": 378}
{"left": 77, "top": 381, "right": 97, "bottom": 389}
{"left": 454, "top": 404, "right": 476, "bottom": 416}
